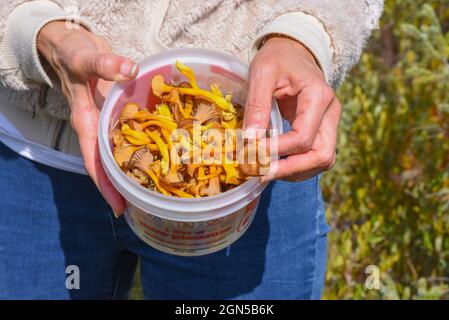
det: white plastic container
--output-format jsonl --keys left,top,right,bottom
{"left": 99, "top": 48, "right": 283, "bottom": 256}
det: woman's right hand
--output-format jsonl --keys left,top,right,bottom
{"left": 37, "top": 21, "right": 139, "bottom": 216}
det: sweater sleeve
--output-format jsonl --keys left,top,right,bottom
{"left": 252, "top": 12, "right": 333, "bottom": 84}
{"left": 250, "top": 0, "right": 384, "bottom": 87}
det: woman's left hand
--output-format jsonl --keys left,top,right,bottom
{"left": 244, "top": 36, "right": 342, "bottom": 182}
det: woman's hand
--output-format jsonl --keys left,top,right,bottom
{"left": 244, "top": 36, "right": 341, "bottom": 182}
{"left": 38, "top": 21, "right": 139, "bottom": 215}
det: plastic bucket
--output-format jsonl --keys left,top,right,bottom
{"left": 99, "top": 48, "right": 283, "bottom": 256}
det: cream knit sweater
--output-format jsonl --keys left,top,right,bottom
{"left": 0, "top": 0, "right": 383, "bottom": 161}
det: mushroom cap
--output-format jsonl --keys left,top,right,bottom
{"left": 129, "top": 120, "right": 144, "bottom": 132}
{"left": 127, "top": 169, "right": 149, "bottom": 186}
{"left": 193, "top": 102, "right": 221, "bottom": 124}
{"left": 178, "top": 118, "right": 194, "bottom": 129}
{"left": 161, "top": 161, "right": 187, "bottom": 187}
{"left": 199, "top": 176, "right": 221, "bottom": 196}
{"left": 152, "top": 75, "right": 170, "bottom": 97}
{"left": 120, "top": 103, "right": 140, "bottom": 123}
{"left": 114, "top": 144, "right": 137, "bottom": 167}
{"left": 112, "top": 128, "right": 124, "bottom": 146}
{"left": 127, "top": 147, "right": 154, "bottom": 173}
{"left": 160, "top": 176, "right": 186, "bottom": 188}
{"left": 178, "top": 81, "right": 192, "bottom": 89}
{"left": 194, "top": 96, "right": 214, "bottom": 106}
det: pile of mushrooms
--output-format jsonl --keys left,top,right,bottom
{"left": 112, "top": 61, "right": 268, "bottom": 198}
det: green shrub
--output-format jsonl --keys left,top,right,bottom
{"left": 322, "top": 0, "right": 449, "bottom": 299}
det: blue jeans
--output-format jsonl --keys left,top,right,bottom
{"left": 0, "top": 141, "right": 330, "bottom": 299}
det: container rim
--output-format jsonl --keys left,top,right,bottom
{"left": 98, "top": 48, "right": 283, "bottom": 221}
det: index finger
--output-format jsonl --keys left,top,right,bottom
{"left": 262, "top": 97, "right": 341, "bottom": 182}
{"left": 243, "top": 63, "right": 276, "bottom": 133}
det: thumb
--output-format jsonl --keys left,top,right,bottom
{"left": 243, "top": 65, "right": 276, "bottom": 134}
{"left": 85, "top": 53, "right": 139, "bottom": 82}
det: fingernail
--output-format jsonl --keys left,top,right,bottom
{"left": 112, "top": 210, "right": 120, "bottom": 219}
{"left": 120, "top": 61, "right": 138, "bottom": 78}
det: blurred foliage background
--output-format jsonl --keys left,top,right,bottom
{"left": 130, "top": 0, "right": 449, "bottom": 300}
{"left": 321, "top": 0, "right": 449, "bottom": 299}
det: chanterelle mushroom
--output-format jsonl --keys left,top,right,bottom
{"left": 193, "top": 103, "right": 221, "bottom": 124}
{"left": 161, "top": 164, "right": 186, "bottom": 188}
{"left": 112, "top": 128, "right": 124, "bottom": 146}
{"left": 120, "top": 103, "right": 140, "bottom": 123}
{"left": 178, "top": 117, "right": 194, "bottom": 129}
{"left": 114, "top": 144, "right": 140, "bottom": 168}
{"left": 187, "top": 179, "right": 204, "bottom": 196}
{"left": 127, "top": 169, "right": 149, "bottom": 186}
{"left": 199, "top": 176, "right": 221, "bottom": 196}
{"left": 112, "top": 61, "right": 264, "bottom": 198}
{"left": 127, "top": 147, "right": 154, "bottom": 174}
{"left": 151, "top": 75, "right": 172, "bottom": 98}
{"left": 129, "top": 120, "right": 144, "bottom": 132}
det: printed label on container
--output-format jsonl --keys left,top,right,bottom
{"left": 124, "top": 197, "right": 260, "bottom": 256}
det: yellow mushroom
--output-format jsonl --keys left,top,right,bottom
{"left": 132, "top": 111, "right": 178, "bottom": 131}
{"left": 114, "top": 144, "right": 141, "bottom": 167}
{"left": 209, "top": 83, "right": 224, "bottom": 97}
{"left": 160, "top": 128, "right": 173, "bottom": 150}
{"left": 145, "top": 129, "right": 170, "bottom": 176}
{"left": 112, "top": 128, "right": 124, "bottom": 146}
{"left": 146, "top": 161, "right": 171, "bottom": 196}
{"left": 151, "top": 75, "right": 173, "bottom": 98}
{"left": 186, "top": 163, "right": 200, "bottom": 177}
{"left": 176, "top": 61, "right": 199, "bottom": 89}
{"left": 139, "top": 120, "right": 177, "bottom": 133}
{"left": 160, "top": 182, "right": 194, "bottom": 198}
{"left": 113, "top": 62, "right": 257, "bottom": 198}
{"left": 161, "top": 159, "right": 186, "bottom": 188}
{"left": 223, "top": 164, "right": 240, "bottom": 185}
{"left": 152, "top": 72, "right": 235, "bottom": 113}
{"left": 120, "top": 103, "right": 140, "bottom": 123}
{"left": 197, "top": 167, "right": 223, "bottom": 181}
{"left": 127, "top": 147, "right": 154, "bottom": 173}
{"left": 121, "top": 124, "right": 151, "bottom": 145}
{"left": 197, "top": 166, "right": 206, "bottom": 180}
{"left": 199, "top": 176, "right": 221, "bottom": 196}
{"left": 193, "top": 103, "right": 221, "bottom": 124}
{"left": 156, "top": 104, "right": 173, "bottom": 119}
